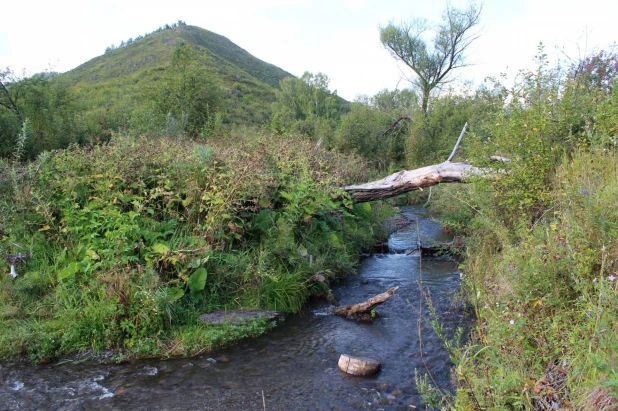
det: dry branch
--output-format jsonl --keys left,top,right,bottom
{"left": 381, "top": 115, "right": 411, "bottom": 136}
{"left": 334, "top": 286, "right": 399, "bottom": 321}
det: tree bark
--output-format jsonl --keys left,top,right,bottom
{"left": 344, "top": 161, "right": 482, "bottom": 203}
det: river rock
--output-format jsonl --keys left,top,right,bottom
{"left": 383, "top": 213, "right": 412, "bottom": 235}
{"left": 337, "top": 354, "right": 381, "bottom": 376}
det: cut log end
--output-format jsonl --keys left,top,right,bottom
{"left": 338, "top": 354, "right": 381, "bottom": 376}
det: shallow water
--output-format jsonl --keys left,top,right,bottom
{"left": 0, "top": 205, "right": 467, "bottom": 410}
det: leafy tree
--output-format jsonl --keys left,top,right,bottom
{"left": 371, "top": 88, "right": 418, "bottom": 114}
{"left": 151, "top": 43, "right": 221, "bottom": 137}
{"left": 0, "top": 67, "right": 25, "bottom": 125}
{"left": 380, "top": 3, "right": 481, "bottom": 114}
{"left": 571, "top": 45, "right": 618, "bottom": 93}
{"left": 271, "top": 72, "right": 342, "bottom": 145}
{"left": 336, "top": 89, "right": 416, "bottom": 171}
{"left": 0, "top": 68, "right": 79, "bottom": 158}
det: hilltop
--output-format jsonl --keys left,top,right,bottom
{"left": 62, "top": 24, "right": 295, "bottom": 125}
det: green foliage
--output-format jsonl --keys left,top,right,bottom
{"left": 407, "top": 84, "right": 504, "bottom": 167}
{"left": 452, "top": 149, "right": 618, "bottom": 408}
{"left": 271, "top": 72, "right": 345, "bottom": 146}
{"left": 0, "top": 130, "right": 387, "bottom": 361}
{"left": 336, "top": 89, "right": 414, "bottom": 172}
{"left": 141, "top": 43, "right": 223, "bottom": 137}
{"left": 0, "top": 69, "right": 82, "bottom": 159}
{"left": 421, "top": 46, "right": 618, "bottom": 409}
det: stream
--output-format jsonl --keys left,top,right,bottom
{"left": 0, "top": 205, "right": 467, "bottom": 410}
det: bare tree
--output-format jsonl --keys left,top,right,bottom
{"left": 380, "top": 3, "right": 482, "bottom": 114}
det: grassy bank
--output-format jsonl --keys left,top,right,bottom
{"left": 426, "top": 148, "right": 618, "bottom": 409}
{"left": 0, "top": 131, "right": 390, "bottom": 362}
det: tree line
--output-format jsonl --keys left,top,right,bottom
{"left": 104, "top": 20, "right": 187, "bottom": 54}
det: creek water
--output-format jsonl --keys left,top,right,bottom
{"left": 0, "top": 205, "right": 467, "bottom": 410}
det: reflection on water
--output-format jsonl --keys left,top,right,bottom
{"left": 0, "top": 206, "right": 467, "bottom": 410}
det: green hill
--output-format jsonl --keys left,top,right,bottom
{"left": 63, "top": 24, "right": 295, "bottom": 126}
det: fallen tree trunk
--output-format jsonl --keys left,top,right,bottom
{"left": 334, "top": 286, "right": 399, "bottom": 322}
{"left": 344, "top": 161, "right": 482, "bottom": 203}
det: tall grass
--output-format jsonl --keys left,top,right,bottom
{"left": 450, "top": 149, "right": 618, "bottom": 408}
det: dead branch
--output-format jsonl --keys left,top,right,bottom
{"left": 381, "top": 115, "right": 411, "bottom": 136}
{"left": 333, "top": 286, "right": 399, "bottom": 321}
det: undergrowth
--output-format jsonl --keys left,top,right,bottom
{"left": 0, "top": 131, "right": 389, "bottom": 362}
{"left": 426, "top": 149, "right": 618, "bottom": 409}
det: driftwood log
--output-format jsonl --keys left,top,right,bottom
{"left": 344, "top": 161, "right": 482, "bottom": 203}
{"left": 333, "top": 286, "right": 399, "bottom": 322}
{"left": 343, "top": 123, "right": 505, "bottom": 203}
{"left": 338, "top": 354, "right": 381, "bottom": 376}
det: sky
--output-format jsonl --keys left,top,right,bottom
{"left": 1, "top": 0, "right": 617, "bottom": 101}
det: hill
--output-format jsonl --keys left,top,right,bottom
{"left": 62, "top": 24, "right": 295, "bottom": 126}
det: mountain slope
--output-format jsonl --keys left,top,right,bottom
{"left": 63, "top": 25, "right": 295, "bottom": 126}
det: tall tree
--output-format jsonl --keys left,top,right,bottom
{"left": 271, "top": 72, "right": 342, "bottom": 145}
{"left": 0, "top": 67, "right": 25, "bottom": 125}
{"left": 380, "top": 3, "right": 482, "bottom": 114}
{"left": 153, "top": 43, "right": 220, "bottom": 136}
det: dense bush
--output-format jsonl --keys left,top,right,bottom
{"left": 0, "top": 131, "right": 389, "bottom": 361}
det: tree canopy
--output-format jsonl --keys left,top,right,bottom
{"left": 380, "top": 3, "right": 482, "bottom": 114}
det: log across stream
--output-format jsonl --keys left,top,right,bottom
{"left": 0, "top": 205, "right": 469, "bottom": 410}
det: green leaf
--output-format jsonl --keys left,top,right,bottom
{"left": 152, "top": 243, "right": 170, "bottom": 255}
{"left": 297, "top": 245, "right": 308, "bottom": 257}
{"left": 188, "top": 267, "right": 208, "bottom": 296}
{"left": 168, "top": 287, "right": 185, "bottom": 301}
{"left": 328, "top": 232, "right": 341, "bottom": 247}
{"left": 85, "top": 249, "right": 100, "bottom": 261}
{"left": 58, "top": 262, "right": 80, "bottom": 280}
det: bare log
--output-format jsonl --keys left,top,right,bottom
{"left": 344, "top": 161, "right": 482, "bottom": 202}
{"left": 334, "top": 286, "right": 399, "bottom": 321}
{"left": 338, "top": 354, "right": 381, "bottom": 376}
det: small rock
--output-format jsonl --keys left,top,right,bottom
{"left": 219, "top": 357, "right": 230, "bottom": 363}
{"left": 361, "top": 279, "right": 369, "bottom": 285}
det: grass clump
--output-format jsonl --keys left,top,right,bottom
{"left": 0, "top": 131, "right": 389, "bottom": 362}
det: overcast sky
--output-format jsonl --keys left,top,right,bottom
{"left": 1, "top": 0, "right": 616, "bottom": 101}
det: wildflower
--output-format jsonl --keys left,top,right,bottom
{"left": 582, "top": 189, "right": 588, "bottom": 195}
{"left": 5, "top": 253, "right": 27, "bottom": 278}
{"left": 509, "top": 320, "right": 515, "bottom": 325}
{"left": 608, "top": 275, "right": 616, "bottom": 282}
{"left": 593, "top": 278, "right": 598, "bottom": 283}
